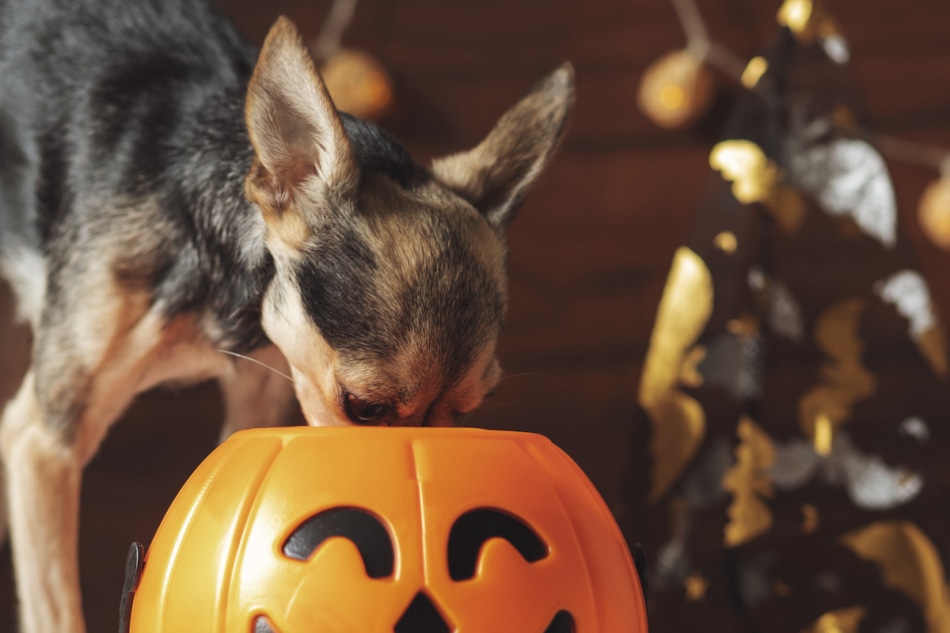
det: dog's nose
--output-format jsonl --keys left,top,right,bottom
{"left": 395, "top": 591, "right": 451, "bottom": 633}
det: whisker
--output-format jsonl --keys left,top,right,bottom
{"left": 497, "top": 371, "right": 557, "bottom": 383}
{"left": 478, "top": 399, "right": 522, "bottom": 411}
{"left": 216, "top": 349, "right": 295, "bottom": 383}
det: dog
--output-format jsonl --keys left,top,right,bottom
{"left": 0, "top": 0, "right": 573, "bottom": 630}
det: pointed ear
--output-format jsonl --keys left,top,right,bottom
{"left": 431, "top": 63, "right": 574, "bottom": 228}
{"left": 244, "top": 17, "right": 357, "bottom": 233}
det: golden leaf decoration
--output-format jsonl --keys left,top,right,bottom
{"left": 684, "top": 570, "right": 709, "bottom": 602}
{"left": 799, "top": 299, "right": 876, "bottom": 452}
{"left": 710, "top": 141, "right": 804, "bottom": 234}
{"left": 741, "top": 56, "right": 769, "bottom": 89}
{"left": 801, "top": 607, "right": 866, "bottom": 633}
{"left": 722, "top": 416, "right": 775, "bottom": 547}
{"left": 639, "top": 247, "right": 713, "bottom": 502}
{"left": 766, "top": 184, "right": 806, "bottom": 234}
{"left": 778, "top": 0, "right": 848, "bottom": 62}
{"left": 813, "top": 413, "right": 834, "bottom": 456}
{"left": 726, "top": 313, "right": 759, "bottom": 338}
{"left": 841, "top": 522, "right": 950, "bottom": 633}
{"left": 919, "top": 326, "right": 949, "bottom": 378}
{"left": 714, "top": 230, "right": 738, "bottom": 254}
{"left": 710, "top": 140, "right": 780, "bottom": 205}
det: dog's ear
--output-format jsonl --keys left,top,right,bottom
{"left": 431, "top": 63, "right": 574, "bottom": 229}
{"left": 245, "top": 17, "right": 357, "bottom": 246}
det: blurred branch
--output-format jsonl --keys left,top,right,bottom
{"left": 670, "top": 0, "right": 709, "bottom": 58}
{"left": 663, "top": 0, "right": 950, "bottom": 175}
{"left": 313, "top": 0, "right": 358, "bottom": 62}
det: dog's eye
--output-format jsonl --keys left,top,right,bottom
{"left": 344, "top": 393, "right": 391, "bottom": 425}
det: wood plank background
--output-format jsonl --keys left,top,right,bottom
{"left": 2, "top": 0, "right": 950, "bottom": 630}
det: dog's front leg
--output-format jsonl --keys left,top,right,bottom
{"left": 0, "top": 290, "right": 162, "bottom": 633}
{"left": 0, "top": 371, "right": 86, "bottom": 633}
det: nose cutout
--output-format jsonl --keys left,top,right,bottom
{"left": 394, "top": 591, "right": 451, "bottom": 633}
{"left": 545, "top": 610, "right": 575, "bottom": 632}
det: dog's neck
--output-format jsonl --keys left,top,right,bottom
{"left": 151, "top": 79, "right": 276, "bottom": 354}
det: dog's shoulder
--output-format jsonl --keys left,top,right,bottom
{"left": 0, "top": 0, "right": 252, "bottom": 70}
{"left": 0, "top": 0, "right": 256, "bottom": 208}
{"left": 0, "top": 0, "right": 268, "bottom": 345}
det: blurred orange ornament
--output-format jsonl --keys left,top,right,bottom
{"left": 319, "top": 48, "right": 393, "bottom": 120}
{"left": 124, "top": 427, "right": 648, "bottom": 633}
{"left": 918, "top": 175, "right": 950, "bottom": 251}
{"left": 638, "top": 49, "right": 714, "bottom": 129}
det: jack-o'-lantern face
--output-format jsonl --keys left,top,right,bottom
{"left": 127, "top": 428, "right": 647, "bottom": 633}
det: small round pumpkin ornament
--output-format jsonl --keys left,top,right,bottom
{"left": 319, "top": 48, "right": 393, "bottom": 120}
{"left": 918, "top": 175, "right": 950, "bottom": 251}
{"left": 122, "top": 427, "right": 648, "bottom": 632}
{"left": 638, "top": 49, "right": 714, "bottom": 129}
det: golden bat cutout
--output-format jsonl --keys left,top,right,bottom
{"left": 639, "top": 247, "right": 713, "bottom": 503}
{"left": 842, "top": 521, "right": 950, "bottom": 633}
{"left": 798, "top": 299, "right": 876, "bottom": 454}
{"left": 722, "top": 416, "right": 776, "bottom": 547}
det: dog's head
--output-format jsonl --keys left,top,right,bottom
{"left": 244, "top": 18, "right": 573, "bottom": 427}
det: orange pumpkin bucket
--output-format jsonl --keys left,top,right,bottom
{"left": 121, "top": 427, "right": 648, "bottom": 632}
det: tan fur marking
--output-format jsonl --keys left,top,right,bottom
{"left": 262, "top": 252, "right": 500, "bottom": 428}
{"left": 260, "top": 268, "right": 346, "bottom": 426}
{"left": 359, "top": 174, "right": 509, "bottom": 310}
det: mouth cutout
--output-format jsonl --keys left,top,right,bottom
{"left": 391, "top": 592, "right": 575, "bottom": 633}
{"left": 261, "top": 507, "right": 574, "bottom": 632}
{"left": 253, "top": 608, "right": 575, "bottom": 633}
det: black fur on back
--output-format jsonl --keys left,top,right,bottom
{"left": 0, "top": 0, "right": 439, "bottom": 355}
{"left": 340, "top": 114, "right": 429, "bottom": 189}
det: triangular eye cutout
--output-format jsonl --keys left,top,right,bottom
{"left": 282, "top": 507, "right": 394, "bottom": 579}
{"left": 544, "top": 611, "right": 576, "bottom": 633}
{"left": 253, "top": 615, "right": 279, "bottom": 633}
{"left": 394, "top": 591, "right": 451, "bottom": 633}
{"left": 447, "top": 508, "right": 548, "bottom": 581}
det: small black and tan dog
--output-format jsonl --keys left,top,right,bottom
{"left": 0, "top": 0, "right": 573, "bottom": 629}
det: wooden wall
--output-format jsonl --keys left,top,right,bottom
{"left": 2, "top": 0, "right": 950, "bottom": 630}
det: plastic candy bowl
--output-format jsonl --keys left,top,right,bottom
{"left": 121, "top": 427, "right": 648, "bottom": 633}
